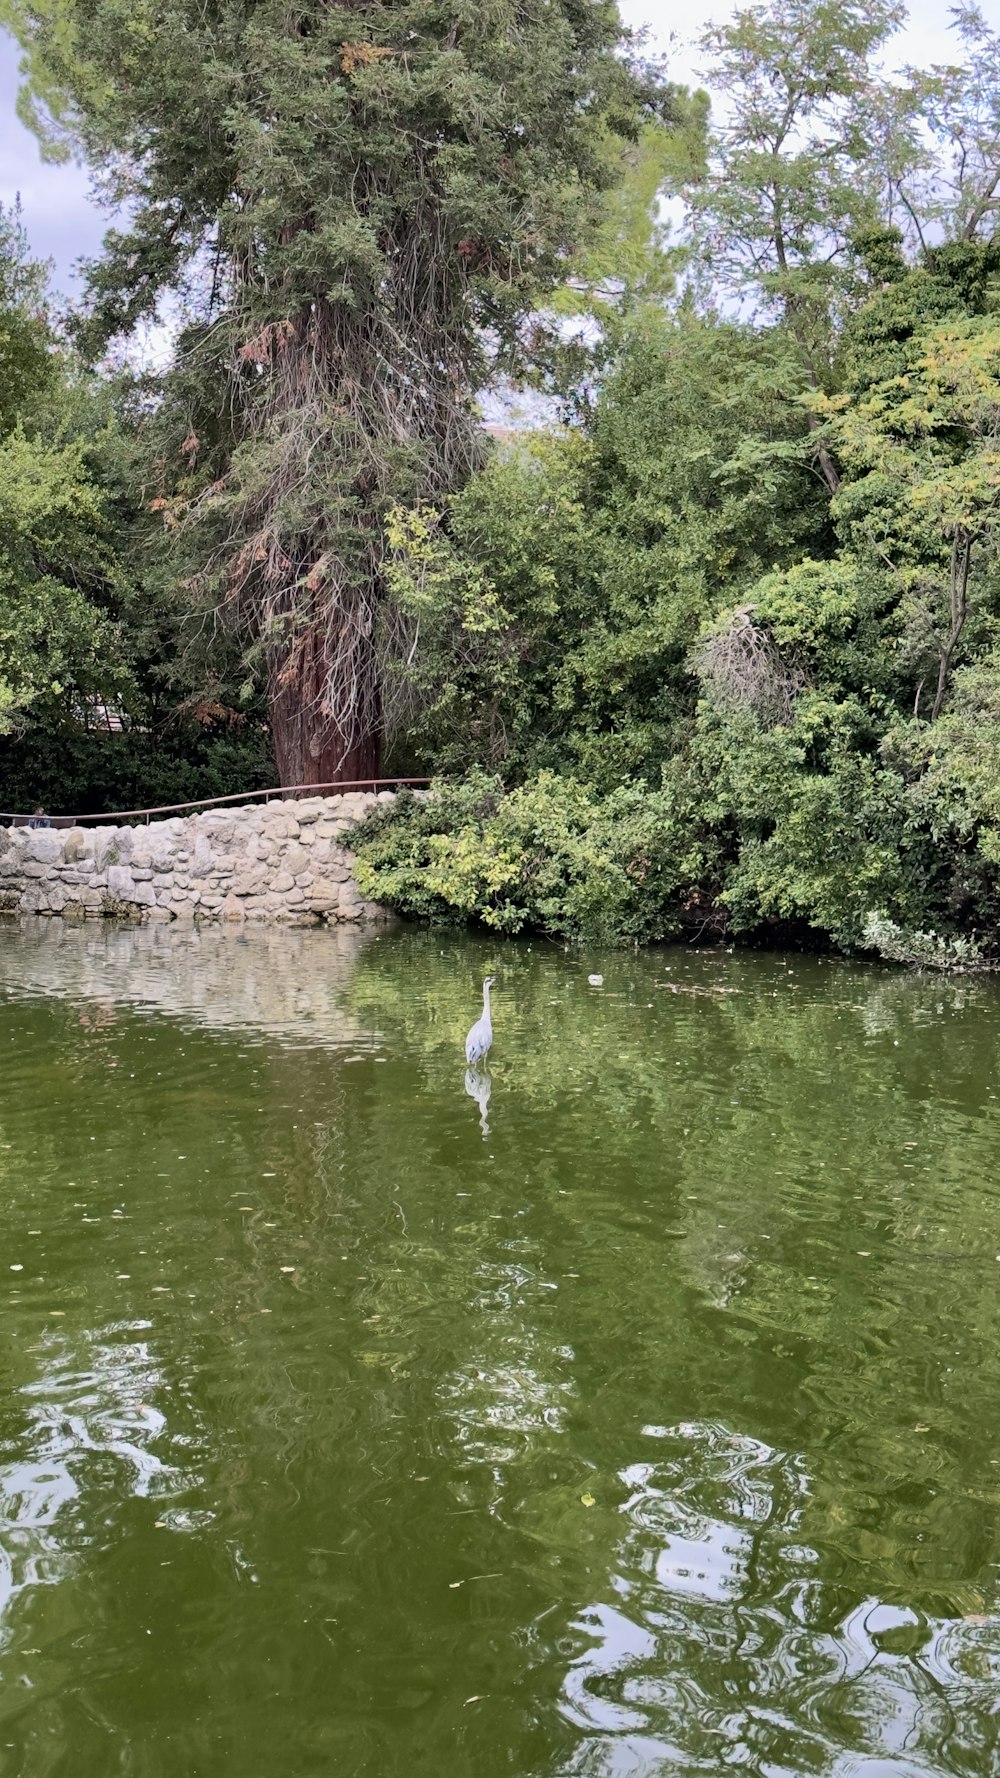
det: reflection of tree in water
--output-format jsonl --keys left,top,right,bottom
{"left": 3, "top": 927, "right": 1000, "bottom": 1772}
{"left": 340, "top": 937, "right": 1000, "bottom": 1771}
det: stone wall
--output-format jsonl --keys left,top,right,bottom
{"left": 0, "top": 792, "right": 395, "bottom": 925}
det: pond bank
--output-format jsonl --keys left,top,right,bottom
{"left": 0, "top": 792, "right": 393, "bottom": 925}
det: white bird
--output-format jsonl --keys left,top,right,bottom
{"left": 465, "top": 976, "right": 495, "bottom": 1065}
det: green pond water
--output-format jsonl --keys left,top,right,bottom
{"left": 0, "top": 919, "right": 998, "bottom": 1777}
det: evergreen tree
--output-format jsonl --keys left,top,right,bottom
{"left": 2, "top": 0, "right": 676, "bottom": 785}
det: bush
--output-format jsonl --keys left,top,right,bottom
{"left": 861, "top": 912, "right": 984, "bottom": 971}
{"left": 0, "top": 713, "right": 275, "bottom": 817}
{"left": 353, "top": 771, "right": 691, "bottom": 943}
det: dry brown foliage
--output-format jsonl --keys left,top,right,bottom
{"left": 693, "top": 604, "right": 809, "bottom": 723}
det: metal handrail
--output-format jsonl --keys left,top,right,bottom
{"left": 1, "top": 776, "right": 432, "bottom": 828}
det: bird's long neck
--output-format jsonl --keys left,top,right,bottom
{"left": 482, "top": 983, "right": 491, "bottom": 1016}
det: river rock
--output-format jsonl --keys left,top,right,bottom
{"left": 107, "top": 864, "right": 136, "bottom": 901}
{"left": 26, "top": 829, "right": 63, "bottom": 864}
{"left": 1, "top": 792, "right": 390, "bottom": 928}
{"left": 62, "top": 827, "right": 93, "bottom": 862}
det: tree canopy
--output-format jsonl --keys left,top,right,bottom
{"left": 2, "top": 0, "right": 679, "bottom": 786}
{"left": 5, "top": 0, "right": 1000, "bottom": 960}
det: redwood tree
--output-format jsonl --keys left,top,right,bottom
{"left": 3, "top": 0, "right": 673, "bottom": 783}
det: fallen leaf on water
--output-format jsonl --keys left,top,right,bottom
{"left": 280, "top": 1266, "right": 295, "bottom": 1274}
{"left": 581, "top": 1492, "right": 596, "bottom": 1508}
{"left": 915, "top": 1424, "right": 929, "bottom": 1432}
{"left": 464, "top": 1696, "right": 484, "bottom": 1706}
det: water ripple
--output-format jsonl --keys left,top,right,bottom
{"left": 556, "top": 1419, "right": 999, "bottom": 1775}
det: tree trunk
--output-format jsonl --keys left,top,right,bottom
{"left": 813, "top": 434, "right": 841, "bottom": 497}
{"left": 268, "top": 626, "right": 381, "bottom": 788}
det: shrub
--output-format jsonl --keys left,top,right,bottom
{"left": 862, "top": 911, "right": 983, "bottom": 970}
{"left": 353, "top": 771, "right": 690, "bottom": 943}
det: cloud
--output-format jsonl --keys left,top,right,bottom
{"left": 0, "top": 32, "right": 108, "bottom": 294}
{"left": 621, "top": 0, "right": 968, "bottom": 84}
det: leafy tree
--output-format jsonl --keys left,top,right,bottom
{"left": 0, "top": 204, "right": 274, "bottom": 811}
{"left": 0, "top": 204, "right": 131, "bottom": 743}
{"left": 353, "top": 771, "right": 689, "bottom": 942}
{"left": 2, "top": 0, "right": 679, "bottom": 787}
{"left": 383, "top": 309, "right": 828, "bottom": 786}
{"left": 685, "top": 0, "right": 907, "bottom": 492}
{"left": 0, "top": 428, "right": 125, "bottom": 735}
{"left": 0, "top": 199, "right": 54, "bottom": 436}
{"left": 829, "top": 311, "right": 1000, "bottom": 720}
{"left": 548, "top": 102, "right": 710, "bottom": 325}
{"left": 872, "top": 4, "right": 1000, "bottom": 253}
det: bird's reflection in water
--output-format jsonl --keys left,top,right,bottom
{"left": 464, "top": 1068, "right": 492, "bottom": 1137}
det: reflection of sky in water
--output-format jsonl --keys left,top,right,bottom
{"left": 0, "top": 930, "right": 998, "bottom": 1773}
{"left": 559, "top": 1420, "right": 1000, "bottom": 1776}
{"left": 443, "top": 1356, "right": 574, "bottom": 1464}
{"left": 0, "top": 1325, "right": 199, "bottom": 1638}
{"left": 440, "top": 1258, "right": 574, "bottom": 1462}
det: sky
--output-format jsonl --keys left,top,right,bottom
{"left": 0, "top": 1, "right": 988, "bottom": 299}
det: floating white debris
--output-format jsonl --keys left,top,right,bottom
{"left": 588, "top": 974, "right": 604, "bottom": 987}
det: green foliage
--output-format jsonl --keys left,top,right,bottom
{"left": 9, "top": 0, "right": 1000, "bottom": 966}
{"left": 0, "top": 427, "right": 125, "bottom": 733}
{"left": 549, "top": 104, "right": 710, "bottom": 320}
{"left": 861, "top": 911, "right": 983, "bottom": 970}
{"left": 384, "top": 310, "right": 827, "bottom": 787}
{"left": 0, "top": 210, "right": 134, "bottom": 743}
{"left": 2, "top": 0, "right": 683, "bottom": 782}
{"left": 354, "top": 772, "right": 691, "bottom": 943}
{"left": 821, "top": 260, "right": 1000, "bottom": 723}
{"left": 0, "top": 710, "right": 274, "bottom": 816}
{"left": 0, "top": 200, "right": 275, "bottom": 813}
{"left": 689, "top": 696, "right": 924, "bottom": 948}
{"left": 369, "top": 129, "right": 1000, "bottom": 961}
{"left": 0, "top": 201, "right": 55, "bottom": 435}
{"left": 684, "top": 0, "right": 906, "bottom": 445}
